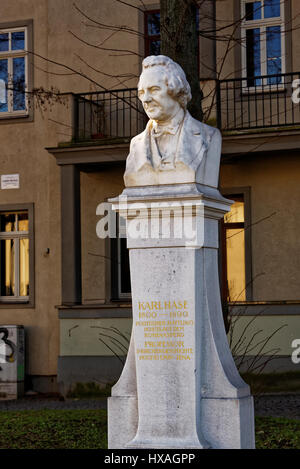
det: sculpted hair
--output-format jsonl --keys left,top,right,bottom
{"left": 140, "top": 55, "right": 192, "bottom": 109}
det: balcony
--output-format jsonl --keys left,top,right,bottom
{"left": 72, "top": 72, "right": 300, "bottom": 146}
{"left": 217, "top": 72, "right": 300, "bottom": 133}
{"left": 73, "top": 88, "right": 147, "bottom": 144}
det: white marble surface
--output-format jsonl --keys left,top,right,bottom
{"left": 108, "top": 188, "right": 255, "bottom": 449}
{"left": 124, "top": 56, "right": 221, "bottom": 188}
{"left": 107, "top": 55, "right": 255, "bottom": 449}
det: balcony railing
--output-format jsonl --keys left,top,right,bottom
{"left": 217, "top": 72, "right": 300, "bottom": 131}
{"left": 74, "top": 88, "right": 147, "bottom": 142}
{"left": 73, "top": 72, "right": 300, "bottom": 142}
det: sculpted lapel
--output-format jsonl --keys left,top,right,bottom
{"left": 124, "top": 111, "right": 218, "bottom": 187}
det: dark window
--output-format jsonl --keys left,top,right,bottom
{"left": 242, "top": 0, "right": 284, "bottom": 87}
{"left": 111, "top": 214, "right": 131, "bottom": 300}
{"left": 144, "top": 10, "right": 161, "bottom": 56}
{"left": 144, "top": 9, "right": 200, "bottom": 57}
{"left": 0, "top": 27, "right": 28, "bottom": 115}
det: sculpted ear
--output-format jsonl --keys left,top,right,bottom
{"left": 203, "top": 128, "right": 222, "bottom": 188}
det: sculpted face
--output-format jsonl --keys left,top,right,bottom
{"left": 138, "top": 67, "right": 181, "bottom": 123}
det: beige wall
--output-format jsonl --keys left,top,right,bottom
{"left": 1, "top": 0, "right": 299, "bottom": 379}
{"left": 291, "top": 0, "right": 300, "bottom": 72}
{"left": 0, "top": 0, "right": 147, "bottom": 377}
{"left": 220, "top": 152, "right": 300, "bottom": 301}
{"left": 215, "top": 0, "right": 238, "bottom": 79}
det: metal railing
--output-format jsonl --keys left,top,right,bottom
{"left": 217, "top": 72, "right": 300, "bottom": 131}
{"left": 73, "top": 88, "right": 147, "bottom": 142}
{"left": 73, "top": 72, "right": 300, "bottom": 142}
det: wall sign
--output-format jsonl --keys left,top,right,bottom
{"left": 1, "top": 174, "right": 20, "bottom": 190}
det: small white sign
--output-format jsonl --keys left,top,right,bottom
{"left": 1, "top": 174, "right": 20, "bottom": 190}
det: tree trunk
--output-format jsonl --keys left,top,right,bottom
{"left": 160, "top": 0, "right": 203, "bottom": 121}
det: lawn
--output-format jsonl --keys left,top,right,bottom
{"left": 0, "top": 409, "right": 107, "bottom": 449}
{"left": 0, "top": 410, "right": 299, "bottom": 449}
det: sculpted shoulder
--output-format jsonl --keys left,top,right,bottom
{"left": 129, "top": 129, "right": 146, "bottom": 150}
{"left": 187, "top": 113, "right": 220, "bottom": 143}
{"left": 125, "top": 125, "right": 151, "bottom": 178}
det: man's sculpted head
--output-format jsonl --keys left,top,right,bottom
{"left": 138, "top": 55, "right": 192, "bottom": 123}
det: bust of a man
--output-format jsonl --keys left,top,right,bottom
{"left": 124, "top": 55, "right": 221, "bottom": 188}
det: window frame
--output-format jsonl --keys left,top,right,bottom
{"left": 0, "top": 20, "right": 33, "bottom": 122}
{"left": 143, "top": 7, "right": 201, "bottom": 72}
{"left": 144, "top": 9, "right": 161, "bottom": 57}
{"left": 0, "top": 26, "right": 28, "bottom": 116}
{"left": 0, "top": 203, "right": 34, "bottom": 308}
{"left": 220, "top": 187, "right": 252, "bottom": 303}
{"left": 240, "top": 0, "right": 286, "bottom": 91}
{"left": 110, "top": 213, "right": 131, "bottom": 301}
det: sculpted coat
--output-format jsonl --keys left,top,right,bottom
{"left": 124, "top": 110, "right": 222, "bottom": 188}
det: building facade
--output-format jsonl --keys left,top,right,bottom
{"left": 0, "top": 0, "right": 299, "bottom": 395}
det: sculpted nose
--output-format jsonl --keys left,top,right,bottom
{"left": 143, "top": 90, "right": 152, "bottom": 103}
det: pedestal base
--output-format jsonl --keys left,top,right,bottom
{"left": 108, "top": 396, "right": 138, "bottom": 449}
{"left": 107, "top": 185, "right": 255, "bottom": 449}
{"left": 201, "top": 396, "right": 255, "bottom": 449}
{"left": 108, "top": 394, "right": 255, "bottom": 449}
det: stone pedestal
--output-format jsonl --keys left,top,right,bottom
{"left": 108, "top": 183, "right": 255, "bottom": 449}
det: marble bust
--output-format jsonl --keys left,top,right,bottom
{"left": 124, "top": 55, "right": 222, "bottom": 188}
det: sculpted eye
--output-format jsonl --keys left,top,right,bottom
{"left": 138, "top": 90, "right": 144, "bottom": 97}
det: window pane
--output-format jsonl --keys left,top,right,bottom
{"left": 13, "top": 57, "right": 26, "bottom": 111}
{"left": 147, "top": 12, "right": 160, "bottom": 36}
{"left": 226, "top": 229, "right": 246, "bottom": 302}
{"left": 246, "top": 28, "right": 261, "bottom": 86}
{"left": 19, "top": 238, "right": 29, "bottom": 297}
{"left": 0, "top": 33, "right": 9, "bottom": 52}
{"left": 0, "top": 239, "right": 15, "bottom": 296}
{"left": 245, "top": 2, "right": 262, "bottom": 20}
{"left": 0, "top": 59, "right": 8, "bottom": 112}
{"left": 266, "top": 25, "right": 282, "bottom": 83}
{"left": 224, "top": 200, "right": 245, "bottom": 223}
{"left": 264, "top": 0, "right": 281, "bottom": 18}
{"left": 120, "top": 238, "right": 131, "bottom": 294}
{"left": 18, "top": 212, "right": 29, "bottom": 231}
{"left": 149, "top": 39, "right": 161, "bottom": 56}
{"left": 0, "top": 213, "right": 16, "bottom": 232}
{"left": 11, "top": 31, "right": 25, "bottom": 50}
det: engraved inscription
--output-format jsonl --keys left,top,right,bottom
{"left": 136, "top": 300, "right": 193, "bottom": 361}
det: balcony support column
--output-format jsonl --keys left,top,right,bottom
{"left": 60, "top": 164, "right": 82, "bottom": 305}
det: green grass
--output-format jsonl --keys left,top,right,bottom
{"left": 255, "top": 417, "right": 300, "bottom": 449}
{"left": 0, "top": 410, "right": 299, "bottom": 449}
{"left": 0, "top": 409, "right": 107, "bottom": 449}
{"left": 67, "top": 382, "right": 113, "bottom": 399}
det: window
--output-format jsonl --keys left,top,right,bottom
{"left": 144, "top": 10, "right": 161, "bottom": 56}
{"left": 221, "top": 194, "right": 250, "bottom": 303}
{"left": 144, "top": 9, "right": 200, "bottom": 58}
{"left": 111, "top": 214, "right": 131, "bottom": 300}
{"left": 0, "top": 26, "right": 28, "bottom": 116}
{"left": 241, "top": 0, "right": 285, "bottom": 87}
{"left": 0, "top": 206, "right": 34, "bottom": 305}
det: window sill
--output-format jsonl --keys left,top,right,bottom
{"left": 0, "top": 113, "right": 33, "bottom": 124}
{"left": 0, "top": 301, "right": 34, "bottom": 309}
{"left": 241, "top": 85, "right": 286, "bottom": 95}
